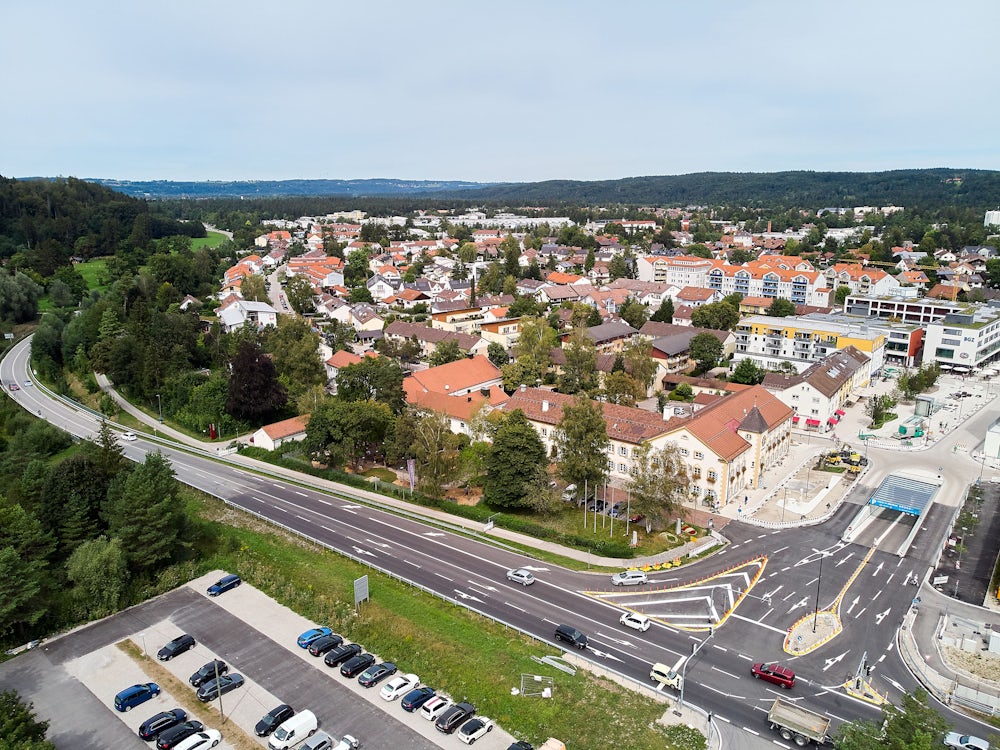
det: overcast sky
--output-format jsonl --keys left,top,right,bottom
{"left": 4, "top": 1, "right": 998, "bottom": 183}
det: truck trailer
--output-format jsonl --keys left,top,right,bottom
{"left": 766, "top": 698, "right": 831, "bottom": 746}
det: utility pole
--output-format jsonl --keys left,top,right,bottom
{"left": 677, "top": 626, "right": 714, "bottom": 712}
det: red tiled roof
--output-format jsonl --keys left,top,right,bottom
{"left": 404, "top": 355, "right": 502, "bottom": 396}
{"left": 261, "top": 414, "right": 310, "bottom": 440}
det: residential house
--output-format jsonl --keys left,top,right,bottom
{"left": 215, "top": 298, "right": 278, "bottom": 333}
{"left": 383, "top": 320, "right": 487, "bottom": 357}
{"left": 674, "top": 286, "right": 722, "bottom": 307}
{"left": 566, "top": 321, "right": 638, "bottom": 353}
{"left": 251, "top": 414, "right": 309, "bottom": 451}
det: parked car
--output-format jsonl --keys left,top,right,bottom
{"left": 115, "top": 682, "right": 160, "bottom": 712}
{"left": 609, "top": 503, "right": 625, "bottom": 518}
{"left": 332, "top": 737, "right": 360, "bottom": 750}
{"left": 340, "top": 653, "right": 376, "bottom": 678}
{"left": 629, "top": 514, "right": 645, "bottom": 524}
{"left": 506, "top": 743, "right": 534, "bottom": 750}
{"left": 297, "top": 626, "right": 333, "bottom": 648}
{"left": 458, "top": 716, "right": 494, "bottom": 744}
{"left": 436, "top": 702, "right": 475, "bottom": 734}
{"left": 139, "top": 709, "right": 187, "bottom": 740}
{"left": 156, "top": 721, "right": 205, "bottom": 750}
{"left": 189, "top": 660, "right": 228, "bottom": 688}
{"left": 255, "top": 704, "right": 295, "bottom": 737}
{"left": 553, "top": 624, "right": 588, "bottom": 649}
{"left": 400, "top": 686, "right": 436, "bottom": 712}
{"left": 174, "top": 729, "right": 222, "bottom": 750}
{"left": 157, "top": 633, "right": 195, "bottom": 661}
{"left": 308, "top": 634, "right": 344, "bottom": 657}
{"left": 380, "top": 673, "right": 419, "bottom": 701}
{"left": 324, "top": 643, "right": 362, "bottom": 667}
{"left": 206, "top": 574, "right": 241, "bottom": 596}
{"left": 750, "top": 662, "right": 796, "bottom": 689}
{"left": 944, "top": 733, "right": 990, "bottom": 750}
{"left": 196, "top": 673, "right": 245, "bottom": 702}
{"left": 506, "top": 568, "right": 535, "bottom": 586}
{"left": 419, "top": 695, "right": 453, "bottom": 722}
{"left": 358, "top": 661, "right": 397, "bottom": 687}
{"left": 268, "top": 710, "right": 318, "bottom": 750}
{"left": 619, "top": 612, "right": 651, "bottom": 632}
{"left": 301, "top": 731, "right": 337, "bottom": 750}
{"left": 611, "top": 570, "right": 648, "bottom": 586}
{"left": 586, "top": 499, "right": 607, "bottom": 513}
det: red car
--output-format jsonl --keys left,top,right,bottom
{"left": 751, "top": 662, "right": 795, "bottom": 689}
{"left": 7, "top": 383, "right": 19, "bottom": 391}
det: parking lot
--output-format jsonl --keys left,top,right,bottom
{"left": 0, "top": 572, "right": 514, "bottom": 750}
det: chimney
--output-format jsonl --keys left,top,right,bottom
{"left": 767, "top": 220, "right": 772, "bottom": 233}
{"left": 444, "top": 384, "right": 450, "bottom": 391}
{"left": 520, "top": 383, "right": 526, "bottom": 392}
{"left": 542, "top": 400, "right": 549, "bottom": 412}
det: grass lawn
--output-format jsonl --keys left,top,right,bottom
{"left": 192, "top": 230, "right": 228, "bottom": 250}
{"left": 76, "top": 257, "right": 109, "bottom": 292}
{"left": 189, "top": 491, "right": 704, "bottom": 750}
{"left": 361, "top": 467, "right": 397, "bottom": 482}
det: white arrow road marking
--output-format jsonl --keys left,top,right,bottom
{"left": 872, "top": 561, "right": 884, "bottom": 577}
{"left": 469, "top": 581, "right": 498, "bottom": 592}
{"left": 787, "top": 597, "right": 809, "bottom": 614}
{"left": 521, "top": 566, "right": 550, "bottom": 572}
{"left": 595, "top": 632, "right": 636, "bottom": 647}
{"left": 874, "top": 608, "right": 891, "bottom": 625}
{"left": 587, "top": 647, "right": 623, "bottom": 662}
{"left": 887, "top": 677, "right": 905, "bottom": 693}
{"left": 423, "top": 532, "right": 446, "bottom": 537}
{"left": 835, "top": 554, "right": 853, "bottom": 567}
{"left": 822, "top": 651, "right": 848, "bottom": 672}
{"left": 846, "top": 596, "right": 860, "bottom": 614}
{"left": 352, "top": 546, "right": 375, "bottom": 557}
{"left": 366, "top": 538, "right": 392, "bottom": 549}
{"left": 454, "top": 590, "right": 483, "bottom": 603}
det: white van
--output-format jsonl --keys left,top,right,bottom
{"left": 649, "top": 656, "right": 685, "bottom": 690}
{"left": 268, "top": 709, "right": 318, "bottom": 750}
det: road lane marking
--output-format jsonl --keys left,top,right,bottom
{"left": 729, "top": 613, "right": 788, "bottom": 635}
{"left": 402, "top": 560, "right": 421, "bottom": 567}
{"left": 712, "top": 666, "right": 740, "bottom": 679}
{"left": 712, "top": 644, "right": 728, "bottom": 652}
{"left": 435, "top": 573, "right": 453, "bottom": 581}
{"left": 737, "top": 654, "right": 753, "bottom": 661}
{"left": 295, "top": 491, "right": 307, "bottom": 497}
{"left": 505, "top": 602, "right": 526, "bottom": 612}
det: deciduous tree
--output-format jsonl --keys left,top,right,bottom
{"left": 484, "top": 410, "right": 547, "bottom": 508}
{"left": 66, "top": 535, "right": 128, "bottom": 617}
{"left": 428, "top": 339, "right": 464, "bottom": 367}
{"left": 555, "top": 395, "right": 609, "bottom": 491}
{"left": 689, "top": 333, "right": 723, "bottom": 373}
{"left": 559, "top": 328, "right": 598, "bottom": 394}
{"left": 627, "top": 443, "right": 691, "bottom": 531}
{"left": 731, "top": 358, "right": 766, "bottom": 385}
{"left": 766, "top": 298, "right": 796, "bottom": 317}
{"left": 336, "top": 356, "right": 406, "bottom": 413}
{"left": 691, "top": 301, "right": 740, "bottom": 331}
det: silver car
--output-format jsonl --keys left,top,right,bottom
{"left": 506, "top": 568, "right": 535, "bottom": 586}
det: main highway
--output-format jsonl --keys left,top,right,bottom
{"left": 4, "top": 334, "right": 993, "bottom": 745}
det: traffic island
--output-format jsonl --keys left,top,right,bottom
{"left": 784, "top": 611, "right": 841, "bottom": 655}
{"left": 842, "top": 677, "right": 889, "bottom": 705}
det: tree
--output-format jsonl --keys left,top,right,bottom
{"left": 834, "top": 285, "right": 852, "bottom": 305}
{"left": 348, "top": 285, "right": 373, "bottom": 304}
{"left": 91, "top": 420, "right": 126, "bottom": 481}
{"left": 650, "top": 297, "right": 674, "bottom": 323}
{"left": 267, "top": 316, "right": 326, "bottom": 401}
{"left": 766, "top": 298, "right": 796, "bottom": 317}
{"left": 344, "top": 249, "right": 370, "bottom": 286}
{"left": 627, "top": 444, "right": 691, "bottom": 532}
{"left": 603, "top": 371, "right": 644, "bottom": 406}
{"left": 227, "top": 340, "right": 287, "bottom": 421}
{"left": 721, "top": 292, "right": 744, "bottom": 310}
{"left": 731, "top": 358, "right": 766, "bottom": 385}
{"left": 0, "top": 271, "right": 43, "bottom": 323}
{"left": 486, "top": 341, "right": 509, "bottom": 368}
{"left": 623, "top": 338, "right": 658, "bottom": 392}
{"left": 608, "top": 254, "right": 630, "bottom": 281}
{"left": 412, "top": 411, "right": 460, "bottom": 497}
{"left": 669, "top": 382, "right": 694, "bottom": 401}
{"left": 691, "top": 301, "right": 741, "bottom": 331}
{"left": 559, "top": 328, "right": 598, "bottom": 394}
{"left": 240, "top": 274, "right": 267, "bottom": 302}
{"left": 513, "top": 316, "right": 557, "bottom": 371}
{"left": 40, "top": 455, "right": 108, "bottom": 556}
{"left": 729, "top": 248, "right": 755, "bottom": 264}
{"left": 428, "top": 339, "right": 464, "bottom": 367}
{"left": 65, "top": 535, "right": 128, "bottom": 617}
{"left": 285, "top": 274, "right": 316, "bottom": 313}
{"left": 866, "top": 393, "right": 890, "bottom": 426}
{"left": 303, "top": 398, "right": 394, "bottom": 469}
{"left": 555, "top": 395, "right": 609, "bottom": 491}
{"left": 103, "top": 452, "right": 183, "bottom": 571}
{"left": 0, "top": 691, "right": 56, "bottom": 750}
{"left": 502, "top": 355, "right": 544, "bottom": 392}
{"left": 0, "top": 504, "right": 53, "bottom": 639}
{"left": 618, "top": 297, "right": 648, "bottom": 329}
{"left": 833, "top": 688, "right": 947, "bottom": 750}
{"left": 336, "top": 357, "right": 406, "bottom": 413}
{"left": 483, "top": 410, "right": 548, "bottom": 508}
{"left": 689, "top": 333, "right": 723, "bottom": 373}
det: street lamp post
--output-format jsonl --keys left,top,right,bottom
{"left": 156, "top": 394, "right": 163, "bottom": 423}
{"left": 677, "top": 627, "right": 714, "bottom": 712}
{"left": 782, "top": 487, "right": 787, "bottom": 523}
{"left": 138, "top": 632, "right": 146, "bottom": 658}
{"left": 812, "top": 551, "right": 828, "bottom": 633}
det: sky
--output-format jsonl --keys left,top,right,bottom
{"left": 4, "top": 1, "right": 999, "bottom": 183}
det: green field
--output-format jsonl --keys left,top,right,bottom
{"left": 76, "top": 257, "right": 109, "bottom": 292}
{"left": 192, "top": 230, "right": 228, "bottom": 250}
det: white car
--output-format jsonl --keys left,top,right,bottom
{"left": 121, "top": 432, "right": 137, "bottom": 441}
{"left": 333, "top": 736, "right": 359, "bottom": 750}
{"left": 619, "top": 612, "right": 651, "bottom": 632}
{"left": 506, "top": 568, "right": 535, "bottom": 586}
{"left": 380, "top": 673, "right": 419, "bottom": 701}
{"left": 457, "top": 716, "right": 493, "bottom": 745}
{"left": 419, "top": 695, "right": 452, "bottom": 721}
{"left": 944, "top": 733, "right": 990, "bottom": 750}
{"left": 174, "top": 729, "right": 222, "bottom": 750}
{"left": 611, "top": 570, "right": 648, "bottom": 586}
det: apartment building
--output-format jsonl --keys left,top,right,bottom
{"left": 923, "top": 304, "right": 1000, "bottom": 372}
{"left": 733, "top": 315, "right": 886, "bottom": 374}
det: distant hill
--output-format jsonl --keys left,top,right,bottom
{"left": 71, "top": 168, "right": 1000, "bottom": 208}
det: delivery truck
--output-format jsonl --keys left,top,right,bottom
{"left": 766, "top": 698, "right": 831, "bottom": 746}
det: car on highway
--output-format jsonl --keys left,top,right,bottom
{"left": 139, "top": 709, "right": 188, "bottom": 740}
{"left": 22, "top": 380, "right": 32, "bottom": 387}
{"left": 611, "top": 570, "right": 648, "bottom": 586}
{"left": 340, "top": 652, "right": 376, "bottom": 678}
{"left": 156, "top": 721, "right": 205, "bottom": 750}
{"left": 122, "top": 431, "right": 138, "bottom": 441}
{"left": 457, "top": 716, "right": 493, "bottom": 744}
{"left": 324, "top": 642, "right": 362, "bottom": 667}
{"left": 944, "top": 733, "right": 990, "bottom": 750}
{"left": 189, "top": 660, "right": 228, "bottom": 687}
{"left": 297, "top": 626, "right": 333, "bottom": 648}
{"left": 157, "top": 633, "right": 195, "bottom": 661}
{"left": 380, "top": 673, "right": 419, "bottom": 701}
{"left": 400, "top": 685, "right": 436, "bottom": 712}
{"left": 114, "top": 682, "right": 160, "bottom": 712}
{"left": 506, "top": 568, "right": 535, "bottom": 586}
{"left": 358, "top": 660, "right": 397, "bottom": 687}
{"left": 554, "top": 624, "right": 588, "bottom": 649}
{"left": 196, "top": 673, "right": 245, "bottom": 702}
{"left": 206, "top": 574, "right": 241, "bottom": 596}
{"left": 751, "top": 662, "right": 795, "bottom": 689}
{"left": 7, "top": 383, "right": 18, "bottom": 391}
{"left": 419, "top": 695, "right": 453, "bottom": 722}
{"left": 255, "top": 704, "right": 295, "bottom": 737}
{"left": 308, "top": 634, "right": 344, "bottom": 657}
{"left": 619, "top": 612, "right": 651, "bottom": 632}
{"left": 174, "top": 729, "right": 222, "bottom": 750}
{"left": 436, "top": 702, "right": 476, "bottom": 734}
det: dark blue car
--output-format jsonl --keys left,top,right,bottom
{"left": 400, "top": 686, "right": 436, "bottom": 712}
{"left": 139, "top": 709, "right": 187, "bottom": 740}
{"left": 114, "top": 682, "right": 160, "bottom": 712}
{"left": 207, "top": 574, "right": 241, "bottom": 596}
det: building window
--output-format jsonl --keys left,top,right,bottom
{"left": 791, "top": 394, "right": 799, "bottom": 400}
{"left": 619, "top": 463, "right": 627, "bottom": 473}
{"left": 541, "top": 428, "right": 547, "bottom": 437}
{"left": 679, "top": 448, "right": 689, "bottom": 457}
{"left": 694, "top": 451, "right": 704, "bottom": 460}
{"left": 619, "top": 446, "right": 627, "bottom": 456}
{"left": 936, "top": 347, "right": 955, "bottom": 359}
{"left": 707, "top": 470, "right": 717, "bottom": 481}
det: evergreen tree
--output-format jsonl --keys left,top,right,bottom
{"left": 650, "top": 297, "right": 674, "bottom": 323}
{"left": 226, "top": 340, "right": 287, "bottom": 421}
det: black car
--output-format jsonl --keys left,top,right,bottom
{"left": 189, "top": 660, "right": 229, "bottom": 687}
{"left": 255, "top": 704, "right": 295, "bottom": 737}
{"left": 324, "top": 643, "right": 362, "bottom": 667}
{"left": 340, "top": 652, "right": 376, "bottom": 678}
{"left": 307, "top": 634, "right": 344, "bottom": 657}
{"left": 435, "top": 702, "right": 475, "bottom": 734}
{"left": 507, "top": 743, "right": 534, "bottom": 750}
{"left": 196, "top": 673, "right": 245, "bottom": 702}
{"left": 157, "top": 633, "right": 195, "bottom": 661}
{"left": 400, "top": 686, "right": 436, "bottom": 712}
{"left": 138, "top": 709, "right": 187, "bottom": 741}
{"left": 156, "top": 720, "right": 204, "bottom": 750}
{"left": 554, "top": 624, "right": 588, "bottom": 649}
{"left": 358, "top": 661, "right": 397, "bottom": 687}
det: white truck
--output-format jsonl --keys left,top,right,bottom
{"left": 767, "top": 698, "right": 831, "bottom": 747}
